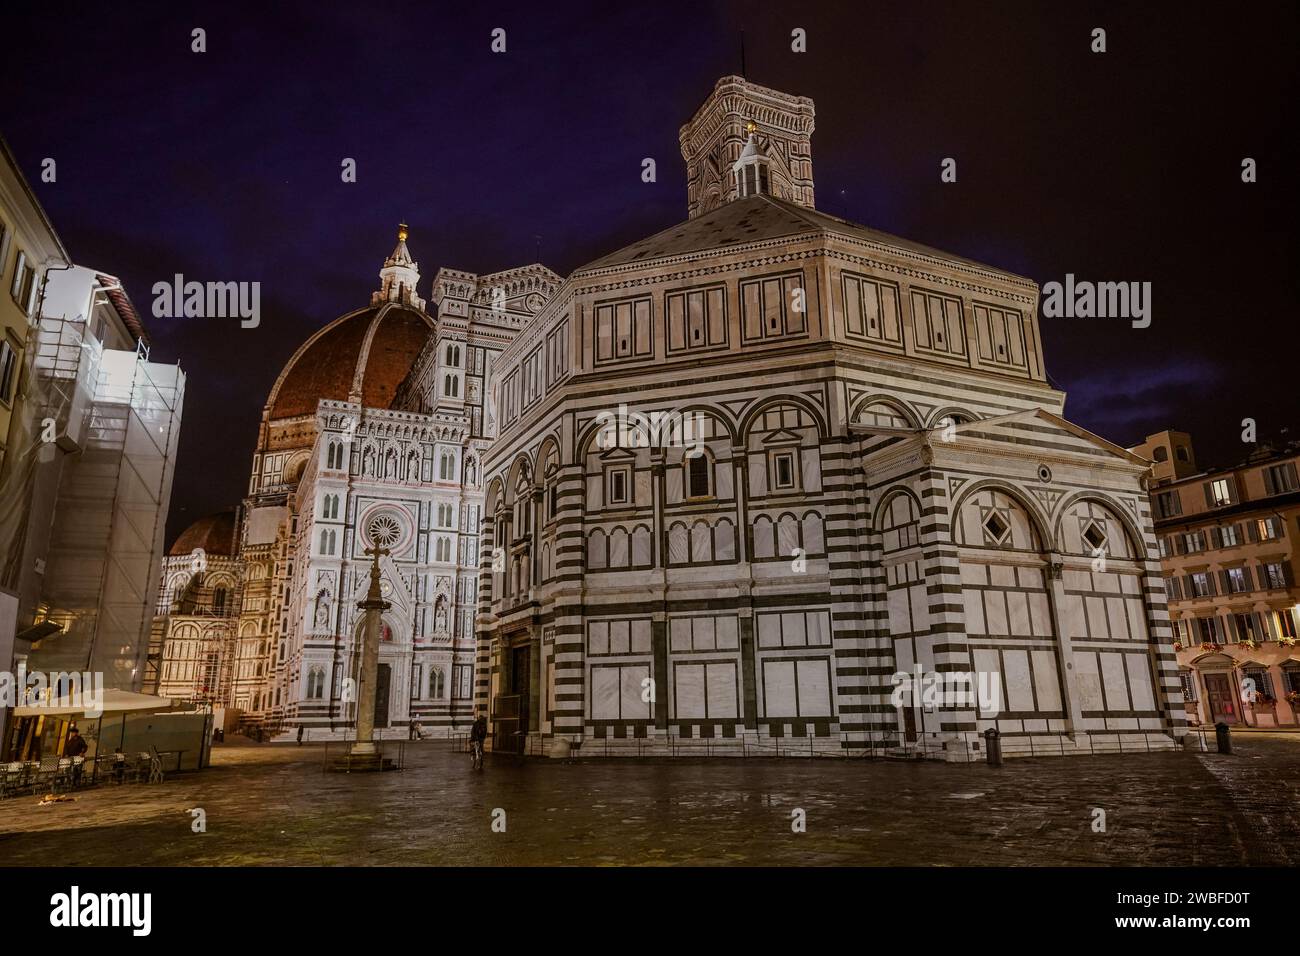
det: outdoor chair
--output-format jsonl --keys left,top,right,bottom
{"left": 32, "top": 756, "right": 59, "bottom": 793}
{"left": 0, "top": 762, "right": 27, "bottom": 798}
{"left": 53, "top": 758, "right": 73, "bottom": 793}
{"left": 129, "top": 753, "right": 152, "bottom": 783}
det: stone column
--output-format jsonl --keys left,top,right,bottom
{"left": 351, "top": 547, "right": 390, "bottom": 756}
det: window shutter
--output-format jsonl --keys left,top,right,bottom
{"left": 1264, "top": 467, "right": 1277, "bottom": 495}
{"left": 1286, "top": 564, "right": 1297, "bottom": 587}
{"left": 1203, "top": 483, "right": 1215, "bottom": 508}
{"left": 1184, "top": 574, "right": 1196, "bottom": 597}
{"left": 1247, "top": 519, "right": 1260, "bottom": 542}
{"left": 1168, "top": 577, "right": 1182, "bottom": 600}
{"left": 1205, "top": 574, "right": 1217, "bottom": 597}
{"left": 1286, "top": 462, "right": 1299, "bottom": 491}
{"left": 1210, "top": 527, "right": 1223, "bottom": 549}
{"left": 1220, "top": 570, "right": 1232, "bottom": 594}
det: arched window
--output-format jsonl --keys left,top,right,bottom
{"left": 307, "top": 668, "right": 324, "bottom": 700}
{"left": 212, "top": 587, "right": 227, "bottom": 615}
{"left": 429, "top": 667, "right": 445, "bottom": 699}
{"left": 320, "top": 529, "right": 330, "bottom": 554}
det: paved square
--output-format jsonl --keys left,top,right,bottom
{"left": 2, "top": 734, "right": 1297, "bottom": 866}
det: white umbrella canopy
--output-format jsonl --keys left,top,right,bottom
{"left": 12, "top": 688, "right": 174, "bottom": 717}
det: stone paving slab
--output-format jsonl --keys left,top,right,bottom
{"left": 1, "top": 734, "right": 1296, "bottom": 866}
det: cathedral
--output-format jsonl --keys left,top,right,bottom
{"left": 152, "top": 75, "right": 1184, "bottom": 756}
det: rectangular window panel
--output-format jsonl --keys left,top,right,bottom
{"left": 795, "top": 659, "right": 831, "bottom": 716}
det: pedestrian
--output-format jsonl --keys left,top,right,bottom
{"left": 64, "top": 729, "right": 88, "bottom": 785}
{"left": 296, "top": 725, "right": 304, "bottom": 745}
{"left": 469, "top": 712, "right": 487, "bottom": 770}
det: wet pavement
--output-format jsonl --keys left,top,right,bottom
{"left": 2, "top": 734, "right": 1297, "bottom": 866}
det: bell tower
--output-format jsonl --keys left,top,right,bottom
{"left": 679, "top": 75, "right": 816, "bottom": 219}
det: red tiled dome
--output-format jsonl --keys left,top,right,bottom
{"left": 267, "top": 304, "right": 433, "bottom": 420}
{"left": 169, "top": 511, "right": 238, "bottom": 557}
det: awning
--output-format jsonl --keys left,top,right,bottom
{"left": 12, "top": 689, "right": 174, "bottom": 718}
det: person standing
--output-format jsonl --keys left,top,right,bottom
{"left": 296, "top": 725, "right": 304, "bottom": 746}
{"left": 64, "top": 730, "right": 88, "bottom": 786}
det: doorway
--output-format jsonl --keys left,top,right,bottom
{"left": 374, "top": 663, "right": 392, "bottom": 729}
{"left": 1203, "top": 673, "right": 1239, "bottom": 724}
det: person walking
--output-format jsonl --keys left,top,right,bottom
{"left": 296, "top": 725, "right": 305, "bottom": 746}
{"left": 469, "top": 713, "right": 487, "bottom": 770}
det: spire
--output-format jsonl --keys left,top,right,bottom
{"left": 372, "top": 223, "right": 425, "bottom": 310}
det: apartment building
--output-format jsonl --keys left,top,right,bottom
{"left": 1133, "top": 430, "right": 1300, "bottom": 727}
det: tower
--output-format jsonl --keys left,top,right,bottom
{"left": 678, "top": 75, "right": 816, "bottom": 219}
{"left": 372, "top": 223, "right": 425, "bottom": 311}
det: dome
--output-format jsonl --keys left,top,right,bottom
{"left": 169, "top": 510, "right": 238, "bottom": 557}
{"left": 266, "top": 303, "right": 433, "bottom": 420}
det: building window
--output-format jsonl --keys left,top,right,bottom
{"left": 1262, "top": 563, "right": 1286, "bottom": 590}
{"left": 1154, "top": 447, "right": 1169, "bottom": 463}
{"left": 1220, "top": 524, "right": 1241, "bottom": 547}
{"left": 1264, "top": 463, "right": 1299, "bottom": 494}
{"left": 1196, "top": 617, "right": 1222, "bottom": 644}
{"left": 607, "top": 466, "right": 630, "bottom": 506}
{"left": 1156, "top": 491, "right": 1182, "bottom": 518}
{"left": 770, "top": 449, "right": 798, "bottom": 492}
{"left": 1284, "top": 668, "right": 1300, "bottom": 695}
{"left": 1179, "top": 671, "right": 1197, "bottom": 702}
{"left": 1278, "top": 609, "right": 1298, "bottom": 640}
{"left": 0, "top": 340, "right": 16, "bottom": 404}
{"left": 1190, "top": 573, "right": 1211, "bottom": 598}
{"left": 1257, "top": 516, "right": 1284, "bottom": 541}
{"left": 1234, "top": 612, "right": 1260, "bottom": 642}
{"left": 1175, "top": 446, "right": 1190, "bottom": 463}
{"left": 1209, "top": 478, "right": 1232, "bottom": 507}
{"left": 1225, "top": 567, "right": 1249, "bottom": 594}
{"left": 1182, "top": 531, "right": 1205, "bottom": 553}
{"left": 10, "top": 250, "right": 36, "bottom": 315}
{"left": 428, "top": 667, "right": 445, "bottom": 699}
{"left": 685, "top": 453, "right": 711, "bottom": 499}
{"left": 1242, "top": 668, "right": 1274, "bottom": 701}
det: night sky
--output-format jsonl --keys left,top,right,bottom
{"left": 2, "top": 1, "right": 1295, "bottom": 544}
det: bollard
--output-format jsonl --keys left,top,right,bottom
{"left": 984, "top": 727, "right": 1002, "bottom": 767}
{"left": 1214, "top": 721, "right": 1232, "bottom": 755}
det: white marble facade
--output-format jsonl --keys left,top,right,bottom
{"left": 474, "top": 76, "right": 1184, "bottom": 757}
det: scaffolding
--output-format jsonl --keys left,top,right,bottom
{"left": 25, "top": 336, "right": 185, "bottom": 690}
